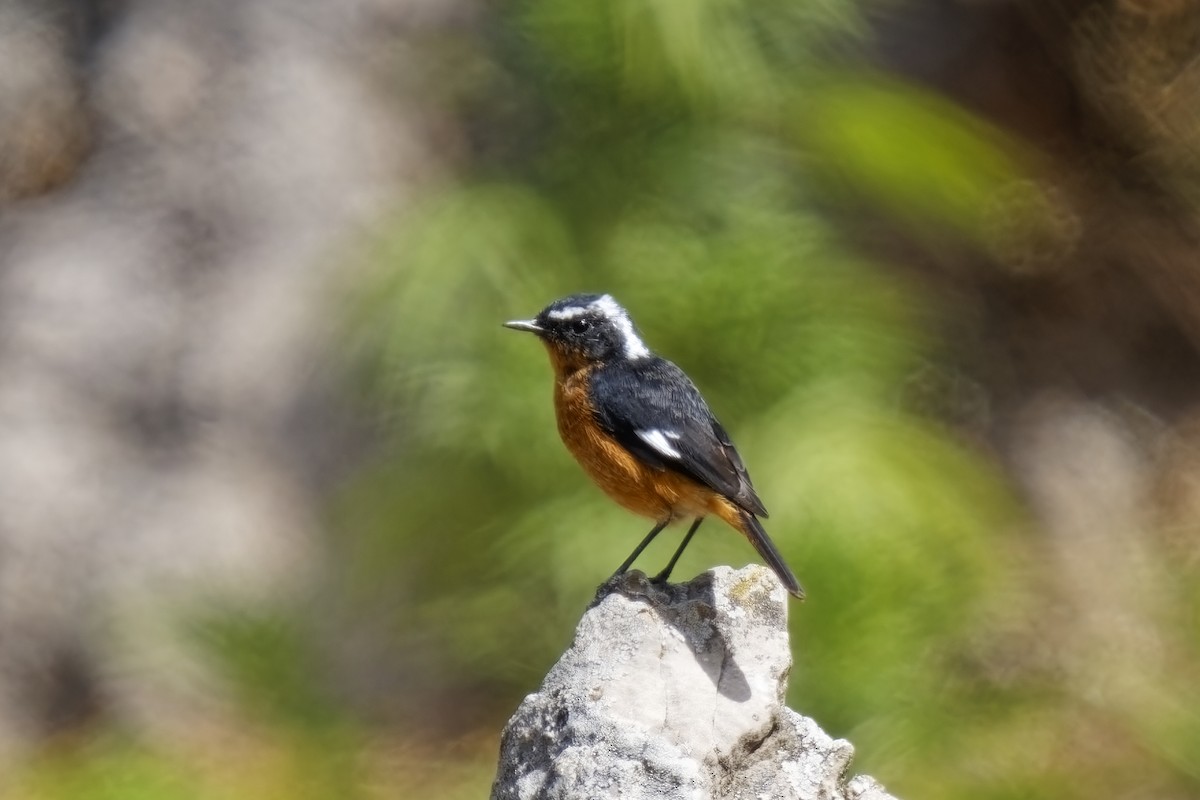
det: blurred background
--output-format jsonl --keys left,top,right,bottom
{"left": 2, "top": 0, "right": 1199, "bottom": 797}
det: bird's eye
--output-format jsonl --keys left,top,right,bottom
{"left": 570, "top": 318, "right": 591, "bottom": 334}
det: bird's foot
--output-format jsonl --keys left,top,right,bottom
{"left": 650, "top": 567, "right": 675, "bottom": 586}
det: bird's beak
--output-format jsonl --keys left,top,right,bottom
{"left": 503, "top": 319, "right": 542, "bottom": 334}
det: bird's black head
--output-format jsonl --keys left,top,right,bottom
{"left": 504, "top": 293, "right": 651, "bottom": 366}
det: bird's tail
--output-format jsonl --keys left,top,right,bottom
{"left": 738, "top": 511, "right": 804, "bottom": 600}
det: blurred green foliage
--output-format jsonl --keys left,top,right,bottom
{"left": 6, "top": 730, "right": 494, "bottom": 800}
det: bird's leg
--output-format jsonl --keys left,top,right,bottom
{"left": 653, "top": 517, "right": 705, "bottom": 585}
{"left": 612, "top": 519, "right": 670, "bottom": 578}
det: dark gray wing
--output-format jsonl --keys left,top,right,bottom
{"left": 589, "top": 358, "right": 768, "bottom": 517}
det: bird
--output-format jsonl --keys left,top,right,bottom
{"left": 504, "top": 293, "right": 804, "bottom": 598}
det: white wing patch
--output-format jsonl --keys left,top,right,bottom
{"left": 636, "top": 428, "right": 683, "bottom": 459}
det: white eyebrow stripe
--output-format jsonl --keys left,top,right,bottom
{"left": 616, "top": 321, "right": 649, "bottom": 359}
{"left": 547, "top": 305, "right": 589, "bottom": 320}
{"left": 637, "top": 429, "right": 683, "bottom": 459}
{"left": 595, "top": 294, "right": 650, "bottom": 359}
{"left": 593, "top": 294, "right": 623, "bottom": 318}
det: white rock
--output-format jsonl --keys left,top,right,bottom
{"left": 491, "top": 566, "right": 898, "bottom": 800}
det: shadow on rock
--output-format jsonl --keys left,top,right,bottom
{"left": 592, "top": 570, "right": 752, "bottom": 702}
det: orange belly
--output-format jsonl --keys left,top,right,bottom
{"left": 553, "top": 368, "right": 741, "bottom": 527}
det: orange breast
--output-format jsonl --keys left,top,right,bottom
{"left": 553, "top": 367, "right": 732, "bottom": 524}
